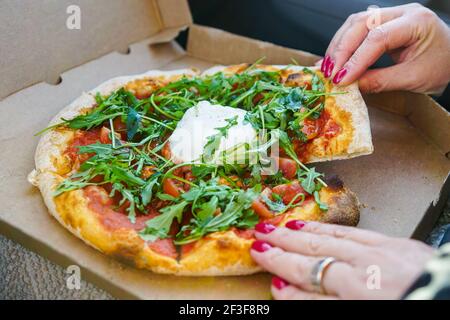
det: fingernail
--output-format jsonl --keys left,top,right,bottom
{"left": 251, "top": 240, "right": 272, "bottom": 252}
{"left": 255, "top": 222, "right": 276, "bottom": 234}
{"left": 321, "top": 55, "right": 330, "bottom": 73}
{"left": 285, "top": 220, "right": 306, "bottom": 230}
{"left": 333, "top": 68, "right": 348, "bottom": 84}
{"left": 272, "top": 276, "right": 289, "bottom": 290}
{"left": 325, "top": 60, "right": 334, "bottom": 78}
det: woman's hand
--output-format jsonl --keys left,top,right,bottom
{"left": 250, "top": 220, "right": 434, "bottom": 300}
{"left": 320, "top": 3, "right": 450, "bottom": 94}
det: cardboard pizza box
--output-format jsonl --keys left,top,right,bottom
{"left": 0, "top": 0, "right": 449, "bottom": 299}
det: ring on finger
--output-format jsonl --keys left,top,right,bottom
{"left": 310, "top": 257, "right": 337, "bottom": 294}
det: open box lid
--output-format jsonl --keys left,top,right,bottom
{"left": 0, "top": 0, "right": 192, "bottom": 100}
{"left": 0, "top": 0, "right": 449, "bottom": 299}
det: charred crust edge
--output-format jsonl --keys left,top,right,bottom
{"left": 320, "top": 188, "right": 360, "bottom": 227}
{"left": 324, "top": 174, "right": 344, "bottom": 191}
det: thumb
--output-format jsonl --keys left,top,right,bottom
{"left": 358, "top": 64, "right": 417, "bottom": 93}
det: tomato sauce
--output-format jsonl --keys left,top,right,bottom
{"left": 180, "top": 242, "right": 197, "bottom": 256}
{"left": 148, "top": 238, "right": 177, "bottom": 259}
{"left": 83, "top": 185, "right": 180, "bottom": 258}
{"left": 83, "top": 186, "right": 154, "bottom": 231}
{"left": 66, "top": 128, "right": 102, "bottom": 163}
{"left": 292, "top": 109, "right": 341, "bottom": 161}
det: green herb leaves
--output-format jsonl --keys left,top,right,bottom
{"left": 299, "top": 167, "right": 323, "bottom": 194}
{"left": 138, "top": 179, "right": 260, "bottom": 244}
{"left": 202, "top": 116, "right": 238, "bottom": 162}
{"left": 139, "top": 201, "right": 188, "bottom": 242}
{"left": 126, "top": 108, "right": 141, "bottom": 140}
{"left": 174, "top": 182, "right": 260, "bottom": 244}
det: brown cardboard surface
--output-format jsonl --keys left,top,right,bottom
{"left": 0, "top": 2, "right": 449, "bottom": 299}
{"left": 0, "top": 0, "right": 191, "bottom": 100}
{"left": 187, "top": 25, "right": 321, "bottom": 66}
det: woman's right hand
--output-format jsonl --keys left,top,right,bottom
{"left": 321, "top": 3, "right": 450, "bottom": 94}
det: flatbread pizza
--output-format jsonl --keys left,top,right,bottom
{"left": 29, "top": 63, "right": 372, "bottom": 275}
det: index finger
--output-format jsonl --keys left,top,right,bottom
{"left": 337, "top": 17, "right": 414, "bottom": 85}
{"left": 325, "top": 5, "right": 409, "bottom": 79}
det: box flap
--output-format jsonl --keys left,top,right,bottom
{"left": 0, "top": 0, "right": 191, "bottom": 100}
{"left": 187, "top": 25, "right": 320, "bottom": 66}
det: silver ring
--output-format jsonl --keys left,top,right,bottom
{"left": 310, "top": 257, "right": 336, "bottom": 294}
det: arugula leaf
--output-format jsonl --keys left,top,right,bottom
{"left": 139, "top": 201, "right": 188, "bottom": 242}
{"left": 110, "top": 166, "right": 145, "bottom": 187}
{"left": 196, "top": 196, "right": 219, "bottom": 221}
{"left": 77, "top": 142, "right": 114, "bottom": 157}
{"left": 63, "top": 112, "right": 124, "bottom": 130}
{"left": 235, "top": 209, "right": 259, "bottom": 229}
{"left": 126, "top": 108, "right": 141, "bottom": 140}
{"left": 141, "top": 174, "right": 160, "bottom": 206}
{"left": 261, "top": 195, "right": 286, "bottom": 213}
{"left": 314, "top": 190, "right": 328, "bottom": 211}
{"left": 173, "top": 186, "right": 259, "bottom": 244}
{"left": 299, "top": 167, "right": 322, "bottom": 194}
{"left": 278, "top": 87, "right": 303, "bottom": 111}
{"left": 202, "top": 116, "right": 238, "bottom": 162}
{"left": 191, "top": 165, "right": 215, "bottom": 180}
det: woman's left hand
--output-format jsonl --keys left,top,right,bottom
{"left": 250, "top": 220, "right": 434, "bottom": 300}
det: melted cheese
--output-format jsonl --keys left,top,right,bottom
{"left": 168, "top": 101, "right": 257, "bottom": 164}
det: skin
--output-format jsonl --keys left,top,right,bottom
{"left": 251, "top": 221, "right": 434, "bottom": 300}
{"left": 319, "top": 3, "right": 450, "bottom": 94}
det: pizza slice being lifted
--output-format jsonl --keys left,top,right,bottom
{"left": 202, "top": 64, "right": 373, "bottom": 163}
{"left": 29, "top": 63, "right": 372, "bottom": 275}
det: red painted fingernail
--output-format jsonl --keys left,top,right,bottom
{"left": 272, "top": 276, "right": 289, "bottom": 290}
{"left": 321, "top": 55, "right": 330, "bottom": 73}
{"left": 251, "top": 240, "right": 272, "bottom": 252}
{"left": 285, "top": 220, "right": 306, "bottom": 230}
{"left": 255, "top": 222, "right": 276, "bottom": 234}
{"left": 333, "top": 68, "right": 348, "bottom": 84}
{"left": 325, "top": 60, "right": 335, "bottom": 78}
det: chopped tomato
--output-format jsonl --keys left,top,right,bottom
{"left": 263, "top": 213, "right": 288, "bottom": 226}
{"left": 251, "top": 188, "right": 274, "bottom": 219}
{"left": 301, "top": 118, "right": 320, "bottom": 140}
{"left": 141, "top": 165, "right": 156, "bottom": 179}
{"left": 272, "top": 181, "right": 307, "bottom": 204}
{"left": 147, "top": 238, "right": 177, "bottom": 259}
{"left": 233, "top": 228, "right": 255, "bottom": 239}
{"left": 135, "top": 86, "right": 153, "bottom": 100}
{"left": 218, "top": 175, "right": 244, "bottom": 188}
{"left": 100, "top": 126, "right": 123, "bottom": 144}
{"left": 324, "top": 120, "right": 341, "bottom": 138}
{"left": 277, "top": 157, "right": 297, "bottom": 179}
{"left": 99, "top": 127, "right": 112, "bottom": 144}
{"left": 252, "top": 93, "right": 264, "bottom": 104}
{"left": 163, "top": 178, "right": 183, "bottom": 197}
{"left": 112, "top": 117, "right": 127, "bottom": 139}
{"left": 161, "top": 142, "right": 172, "bottom": 160}
{"left": 251, "top": 199, "right": 273, "bottom": 219}
{"left": 180, "top": 242, "right": 197, "bottom": 256}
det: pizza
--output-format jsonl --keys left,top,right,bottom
{"left": 28, "top": 63, "right": 373, "bottom": 275}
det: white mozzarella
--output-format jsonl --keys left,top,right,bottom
{"left": 168, "top": 101, "right": 257, "bottom": 164}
